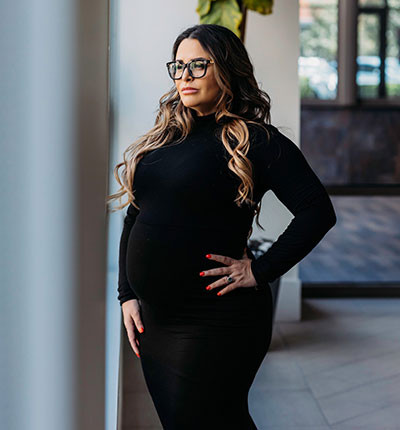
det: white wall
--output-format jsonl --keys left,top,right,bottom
{"left": 112, "top": 0, "right": 200, "bottom": 150}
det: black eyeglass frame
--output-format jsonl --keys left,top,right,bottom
{"left": 166, "top": 58, "right": 214, "bottom": 80}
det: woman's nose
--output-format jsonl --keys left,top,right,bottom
{"left": 182, "top": 65, "right": 192, "bottom": 80}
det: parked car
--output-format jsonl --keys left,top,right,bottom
{"left": 300, "top": 54, "right": 400, "bottom": 98}
{"left": 356, "top": 55, "right": 381, "bottom": 86}
{"left": 356, "top": 55, "right": 400, "bottom": 86}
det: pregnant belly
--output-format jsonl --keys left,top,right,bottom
{"left": 125, "top": 219, "right": 248, "bottom": 304}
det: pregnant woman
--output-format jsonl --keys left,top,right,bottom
{"left": 108, "top": 24, "right": 336, "bottom": 430}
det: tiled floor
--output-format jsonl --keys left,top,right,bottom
{"left": 120, "top": 297, "right": 400, "bottom": 429}
{"left": 299, "top": 196, "right": 400, "bottom": 283}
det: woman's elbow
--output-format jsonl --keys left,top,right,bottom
{"left": 313, "top": 193, "right": 337, "bottom": 233}
{"left": 319, "top": 191, "right": 337, "bottom": 230}
{"left": 326, "top": 204, "right": 337, "bottom": 230}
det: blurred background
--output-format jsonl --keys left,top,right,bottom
{"left": 1, "top": 1, "right": 399, "bottom": 429}
{"left": 298, "top": 0, "right": 400, "bottom": 292}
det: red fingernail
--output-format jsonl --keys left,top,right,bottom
{"left": 205, "top": 254, "right": 211, "bottom": 258}
{"left": 199, "top": 271, "right": 205, "bottom": 276}
{"left": 139, "top": 327, "right": 144, "bottom": 333}
{"left": 206, "top": 285, "right": 211, "bottom": 290}
{"left": 217, "top": 292, "right": 221, "bottom": 296}
{"left": 136, "top": 352, "right": 140, "bottom": 357}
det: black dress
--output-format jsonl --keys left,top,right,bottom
{"left": 117, "top": 112, "right": 336, "bottom": 429}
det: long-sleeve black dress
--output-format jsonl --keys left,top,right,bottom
{"left": 117, "top": 111, "right": 336, "bottom": 429}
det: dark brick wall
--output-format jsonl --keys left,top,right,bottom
{"left": 300, "top": 106, "right": 400, "bottom": 186}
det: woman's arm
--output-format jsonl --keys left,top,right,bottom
{"left": 249, "top": 125, "right": 337, "bottom": 287}
{"left": 118, "top": 202, "right": 140, "bottom": 305}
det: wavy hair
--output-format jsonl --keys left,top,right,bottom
{"left": 107, "top": 23, "right": 273, "bottom": 238}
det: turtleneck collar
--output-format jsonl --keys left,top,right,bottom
{"left": 191, "top": 110, "right": 218, "bottom": 130}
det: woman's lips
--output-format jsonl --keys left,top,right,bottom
{"left": 182, "top": 89, "right": 198, "bottom": 94}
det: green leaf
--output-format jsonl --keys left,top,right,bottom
{"left": 196, "top": 0, "right": 213, "bottom": 17}
{"left": 198, "top": 0, "right": 243, "bottom": 38}
{"left": 243, "top": 0, "right": 274, "bottom": 15}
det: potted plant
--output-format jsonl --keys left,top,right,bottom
{"left": 196, "top": 0, "right": 274, "bottom": 42}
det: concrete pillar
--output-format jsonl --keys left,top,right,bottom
{"left": 0, "top": 1, "right": 109, "bottom": 429}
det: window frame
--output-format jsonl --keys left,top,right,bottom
{"left": 300, "top": 0, "right": 400, "bottom": 107}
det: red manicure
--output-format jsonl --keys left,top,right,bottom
{"left": 205, "top": 254, "right": 211, "bottom": 258}
{"left": 199, "top": 271, "right": 205, "bottom": 276}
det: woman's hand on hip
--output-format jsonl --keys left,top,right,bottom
{"left": 121, "top": 299, "right": 144, "bottom": 358}
{"left": 200, "top": 247, "right": 258, "bottom": 296}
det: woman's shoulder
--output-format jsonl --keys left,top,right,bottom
{"left": 249, "top": 119, "right": 290, "bottom": 136}
{"left": 246, "top": 121, "right": 300, "bottom": 167}
{"left": 246, "top": 122, "right": 281, "bottom": 146}
{"left": 246, "top": 122, "right": 281, "bottom": 154}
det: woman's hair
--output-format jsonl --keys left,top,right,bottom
{"left": 107, "top": 23, "right": 272, "bottom": 238}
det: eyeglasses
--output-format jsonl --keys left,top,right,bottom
{"left": 166, "top": 58, "right": 214, "bottom": 80}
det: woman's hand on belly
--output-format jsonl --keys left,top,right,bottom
{"left": 200, "top": 247, "right": 258, "bottom": 296}
{"left": 121, "top": 299, "right": 145, "bottom": 358}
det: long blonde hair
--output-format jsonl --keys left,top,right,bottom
{"left": 107, "top": 24, "right": 273, "bottom": 238}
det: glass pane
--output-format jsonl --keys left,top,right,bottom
{"left": 357, "top": 13, "right": 381, "bottom": 98}
{"left": 299, "top": 0, "right": 338, "bottom": 100}
{"left": 358, "top": 0, "right": 385, "bottom": 6}
{"left": 386, "top": 4, "right": 400, "bottom": 97}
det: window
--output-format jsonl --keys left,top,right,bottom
{"left": 358, "top": 0, "right": 400, "bottom": 100}
{"left": 387, "top": 0, "right": 400, "bottom": 98}
{"left": 299, "top": 0, "right": 339, "bottom": 100}
{"left": 299, "top": 0, "right": 400, "bottom": 104}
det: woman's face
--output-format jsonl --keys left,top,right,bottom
{"left": 174, "top": 38, "right": 221, "bottom": 116}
